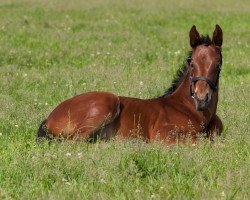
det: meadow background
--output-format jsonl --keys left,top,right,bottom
{"left": 0, "top": 0, "right": 249, "bottom": 199}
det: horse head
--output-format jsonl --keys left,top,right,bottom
{"left": 189, "top": 25, "right": 223, "bottom": 111}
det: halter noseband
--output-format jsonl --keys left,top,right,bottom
{"left": 190, "top": 64, "right": 221, "bottom": 97}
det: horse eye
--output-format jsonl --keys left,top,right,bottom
{"left": 190, "top": 63, "right": 194, "bottom": 68}
{"left": 216, "top": 64, "right": 221, "bottom": 69}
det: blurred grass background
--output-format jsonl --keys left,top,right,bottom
{"left": 0, "top": 0, "right": 249, "bottom": 199}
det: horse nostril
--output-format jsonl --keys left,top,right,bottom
{"left": 205, "top": 93, "right": 209, "bottom": 102}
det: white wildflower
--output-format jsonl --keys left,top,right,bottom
{"left": 62, "top": 178, "right": 71, "bottom": 185}
{"left": 135, "top": 189, "right": 140, "bottom": 193}
{"left": 77, "top": 152, "right": 82, "bottom": 158}
{"left": 65, "top": 152, "right": 71, "bottom": 157}
{"left": 174, "top": 50, "right": 181, "bottom": 56}
{"left": 100, "top": 178, "right": 106, "bottom": 184}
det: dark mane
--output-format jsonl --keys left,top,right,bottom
{"left": 163, "top": 35, "right": 211, "bottom": 97}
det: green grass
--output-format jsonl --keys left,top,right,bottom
{"left": 0, "top": 0, "right": 249, "bottom": 199}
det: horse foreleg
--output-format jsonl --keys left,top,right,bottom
{"left": 206, "top": 115, "right": 223, "bottom": 141}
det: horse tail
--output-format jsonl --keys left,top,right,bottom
{"left": 36, "top": 119, "right": 48, "bottom": 142}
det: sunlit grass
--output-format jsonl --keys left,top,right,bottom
{"left": 0, "top": 0, "right": 249, "bottom": 199}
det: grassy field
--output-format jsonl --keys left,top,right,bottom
{"left": 0, "top": 0, "right": 249, "bottom": 199}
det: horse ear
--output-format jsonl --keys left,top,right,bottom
{"left": 189, "top": 25, "right": 200, "bottom": 48}
{"left": 212, "top": 24, "right": 223, "bottom": 47}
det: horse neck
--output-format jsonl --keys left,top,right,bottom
{"left": 166, "top": 69, "right": 219, "bottom": 122}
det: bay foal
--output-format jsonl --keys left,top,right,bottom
{"left": 37, "top": 25, "right": 223, "bottom": 144}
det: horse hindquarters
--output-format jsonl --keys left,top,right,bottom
{"left": 41, "top": 92, "right": 120, "bottom": 141}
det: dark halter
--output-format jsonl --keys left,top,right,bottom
{"left": 190, "top": 64, "right": 221, "bottom": 97}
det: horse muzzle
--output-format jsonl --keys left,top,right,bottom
{"left": 193, "top": 92, "right": 210, "bottom": 111}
